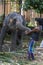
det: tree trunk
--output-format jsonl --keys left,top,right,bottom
{"left": 40, "top": 11, "right": 42, "bottom": 18}
{"left": 3, "top": 0, "right": 5, "bottom": 19}
{"left": 19, "top": 0, "right": 22, "bottom": 14}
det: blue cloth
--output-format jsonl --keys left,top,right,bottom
{"left": 28, "top": 39, "right": 35, "bottom": 60}
{"left": 28, "top": 39, "right": 35, "bottom": 53}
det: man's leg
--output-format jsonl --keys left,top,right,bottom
{"left": 31, "top": 52, "right": 35, "bottom": 60}
{"left": 28, "top": 51, "right": 31, "bottom": 60}
{"left": 28, "top": 39, "right": 35, "bottom": 60}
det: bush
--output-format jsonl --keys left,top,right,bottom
{"left": 0, "top": 14, "right": 4, "bottom": 23}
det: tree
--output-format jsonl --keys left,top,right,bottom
{"left": 23, "top": 0, "right": 43, "bottom": 17}
{"left": 4, "top": 0, "right": 5, "bottom": 19}
{"left": 11, "top": 0, "right": 22, "bottom": 14}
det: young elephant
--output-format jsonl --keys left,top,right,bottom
{"left": 0, "top": 12, "right": 31, "bottom": 51}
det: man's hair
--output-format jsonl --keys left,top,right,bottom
{"left": 35, "top": 18, "right": 43, "bottom": 25}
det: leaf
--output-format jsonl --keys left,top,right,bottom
{"left": 11, "top": 0, "right": 15, "bottom": 2}
{"left": 23, "top": 0, "right": 43, "bottom": 13}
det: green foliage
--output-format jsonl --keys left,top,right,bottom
{"left": 23, "top": 0, "right": 31, "bottom": 11}
{"left": 23, "top": 0, "right": 43, "bottom": 13}
{"left": 0, "top": 14, "right": 4, "bottom": 23}
{"left": 10, "top": 0, "right": 15, "bottom": 2}
{"left": 10, "top": 0, "right": 20, "bottom": 2}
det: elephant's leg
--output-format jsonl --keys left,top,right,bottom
{"left": 10, "top": 30, "right": 17, "bottom": 51}
{"left": 16, "top": 30, "right": 23, "bottom": 49}
{"left": 0, "top": 26, "right": 7, "bottom": 51}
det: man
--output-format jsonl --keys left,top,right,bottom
{"left": 0, "top": 12, "right": 31, "bottom": 51}
{"left": 25, "top": 19, "right": 41, "bottom": 61}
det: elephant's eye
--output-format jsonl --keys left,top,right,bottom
{"left": 13, "top": 21, "right": 16, "bottom": 25}
{"left": 12, "top": 18, "right": 16, "bottom": 24}
{"left": 13, "top": 18, "right": 17, "bottom": 22}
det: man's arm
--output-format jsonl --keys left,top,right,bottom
{"left": 25, "top": 27, "right": 40, "bottom": 34}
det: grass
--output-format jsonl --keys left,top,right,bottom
{"left": 0, "top": 52, "right": 43, "bottom": 65}
{"left": 0, "top": 35, "right": 43, "bottom": 65}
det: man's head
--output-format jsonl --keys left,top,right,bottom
{"left": 35, "top": 18, "right": 43, "bottom": 25}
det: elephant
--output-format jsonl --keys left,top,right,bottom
{"left": 0, "top": 12, "right": 31, "bottom": 51}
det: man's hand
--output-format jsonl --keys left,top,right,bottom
{"left": 33, "top": 27, "right": 40, "bottom": 32}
